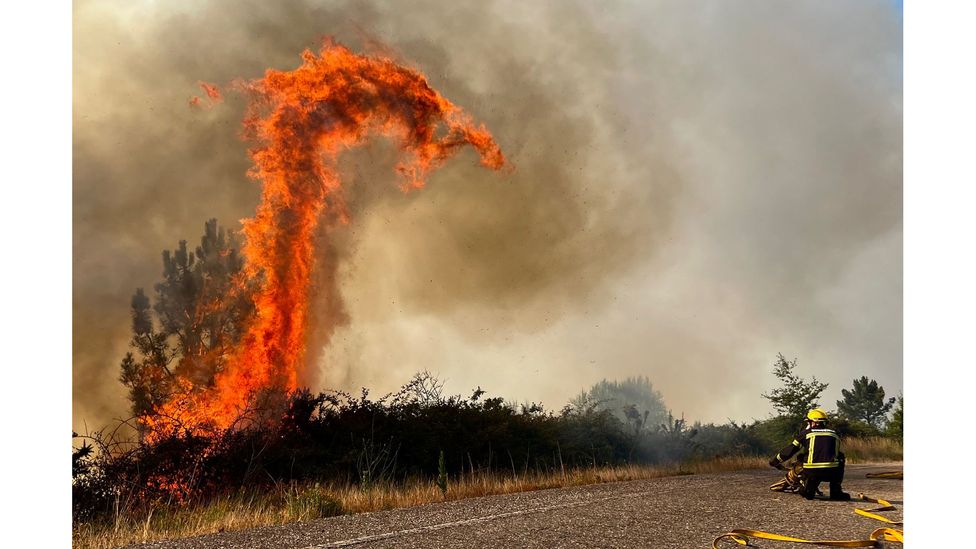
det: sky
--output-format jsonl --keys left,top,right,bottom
{"left": 73, "top": 0, "right": 902, "bottom": 433}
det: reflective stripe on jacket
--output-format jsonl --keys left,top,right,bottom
{"left": 775, "top": 425, "right": 841, "bottom": 469}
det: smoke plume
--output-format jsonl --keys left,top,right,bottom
{"left": 73, "top": 0, "right": 901, "bottom": 431}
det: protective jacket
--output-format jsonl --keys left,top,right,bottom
{"left": 775, "top": 425, "right": 841, "bottom": 469}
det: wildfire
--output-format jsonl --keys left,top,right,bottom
{"left": 148, "top": 40, "right": 506, "bottom": 440}
{"left": 199, "top": 81, "right": 222, "bottom": 101}
{"left": 189, "top": 82, "right": 223, "bottom": 108}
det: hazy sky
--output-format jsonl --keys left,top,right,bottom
{"left": 73, "top": 0, "right": 902, "bottom": 432}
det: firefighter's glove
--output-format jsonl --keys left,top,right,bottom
{"left": 768, "top": 457, "right": 781, "bottom": 469}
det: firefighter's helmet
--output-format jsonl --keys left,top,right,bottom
{"left": 806, "top": 408, "right": 828, "bottom": 422}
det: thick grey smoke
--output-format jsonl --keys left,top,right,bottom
{"left": 73, "top": 0, "right": 901, "bottom": 432}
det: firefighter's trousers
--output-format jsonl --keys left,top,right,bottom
{"left": 798, "top": 452, "right": 847, "bottom": 500}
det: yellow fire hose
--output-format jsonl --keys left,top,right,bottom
{"left": 712, "top": 471, "right": 903, "bottom": 547}
{"left": 853, "top": 494, "right": 902, "bottom": 526}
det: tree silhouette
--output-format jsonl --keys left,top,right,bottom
{"left": 836, "top": 376, "right": 896, "bottom": 429}
{"left": 761, "top": 354, "right": 828, "bottom": 421}
{"left": 119, "top": 219, "right": 254, "bottom": 426}
{"left": 570, "top": 376, "right": 668, "bottom": 430}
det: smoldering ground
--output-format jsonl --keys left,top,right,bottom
{"left": 73, "top": 0, "right": 901, "bottom": 432}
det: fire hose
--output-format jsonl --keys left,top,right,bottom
{"left": 712, "top": 471, "right": 904, "bottom": 547}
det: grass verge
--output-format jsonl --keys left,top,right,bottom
{"left": 842, "top": 436, "right": 903, "bottom": 463}
{"left": 74, "top": 438, "right": 901, "bottom": 549}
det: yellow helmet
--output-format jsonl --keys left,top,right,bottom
{"left": 806, "top": 408, "right": 828, "bottom": 422}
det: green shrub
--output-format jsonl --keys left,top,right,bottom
{"left": 436, "top": 451, "right": 448, "bottom": 496}
{"left": 286, "top": 487, "right": 342, "bottom": 521}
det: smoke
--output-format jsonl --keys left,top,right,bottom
{"left": 141, "top": 43, "right": 508, "bottom": 436}
{"left": 73, "top": 0, "right": 901, "bottom": 431}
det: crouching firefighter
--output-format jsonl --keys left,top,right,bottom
{"left": 768, "top": 408, "right": 851, "bottom": 501}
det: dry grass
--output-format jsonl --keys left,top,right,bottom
{"left": 74, "top": 438, "right": 901, "bottom": 549}
{"left": 73, "top": 456, "right": 765, "bottom": 549}
{"left": 842, "top": 436, "right": 903, "bottom": 463}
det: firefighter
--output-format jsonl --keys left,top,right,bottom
{"left": 768, "top": 408, "right": 851, "bottom": 501}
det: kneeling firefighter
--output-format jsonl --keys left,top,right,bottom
{"left": 768, "top": 408, "right": 851, "bottom": 501}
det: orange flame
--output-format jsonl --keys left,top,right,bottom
{"left": 149, "top": 40, "right": 506, "bottom": 440}
{"left": 199, "top": 81, "right": 222, "bottom": 101}
{"left": 189, "top": 81, "right": 223, "bottom": 109}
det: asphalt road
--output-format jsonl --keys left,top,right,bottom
{"left": 134, "top": 464, "right": 903, "bottom": 549}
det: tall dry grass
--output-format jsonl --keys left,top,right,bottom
{"left": 74, "top": 456, "right": 765, "bottom": 549}
{"left": 842, "top": 436, "right": 903, "bottom": 463}
{"left": 74, "top": 437, "right": 900, "bottom": 549}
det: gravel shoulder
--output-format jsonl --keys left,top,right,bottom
{"left": 132, "top": 463, "right": 903, "bottom": 549}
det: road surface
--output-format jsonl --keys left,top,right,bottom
{"left": 133, "top": 464, "right": 903, "bottom": 548}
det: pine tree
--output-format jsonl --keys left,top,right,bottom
{"left": 836, "top": 376, "right": 896, "bottom": 429}
{"left": 118, "top": 219, "right": 254, "bottom": 424}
